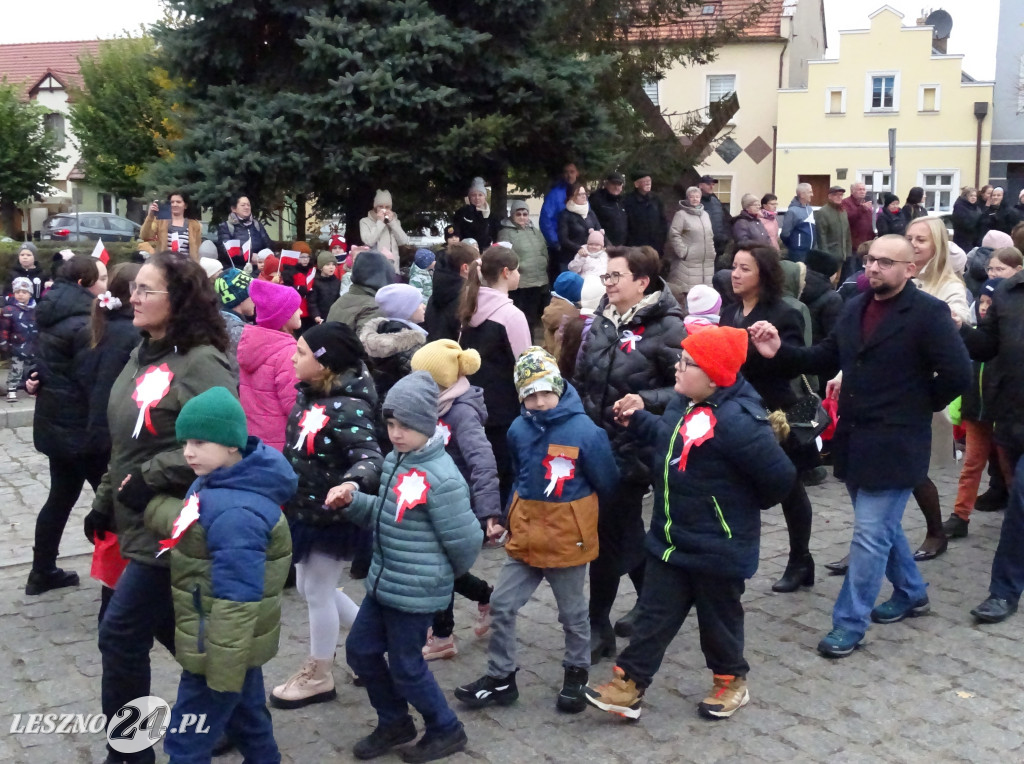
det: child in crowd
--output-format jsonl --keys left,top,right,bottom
{"left": 2, "top": 277, "right": 39, "bottom": 401}
{"left": 260, "top": 254, "right": 281, "bottom": 282}
{"left": 327, "top": 371, "right": 482, "bottom": 763}
{"left": 270, "top": 323, "right": 383, "bottom": 709}
{"left": 568, "top": 230, "right": 609, "bottom": 278}
{"left": 542, "top": 271, "right": 583, "bottom": 358}
{"left": 411, "top": 340, "right": 501, "bottom": 660}
{"left": 585, "top": 327, "right": 794, "bottom": 721}
{"left": 146, "top": 387, "right": 297, "bottom": 763}
{"left": 281, "top": 242, "right": 316, "bottom": 329}
{"left": 454, "top": 347, "right": 618, "bottom": 713}
{"left": 200, "top": 257, "right": 224, "bottom": 281}
{"left": 409, "top": 248, "right": 436, "bottom": 304}
{"left": 245, "top": 247, "right": 274, "bottom": 277}
{"left": 238, "top": 278, "right": 302, "bottom": 451}
{"left": 683, "top": 284, "right": 722, "bottom": 335}
{"left": 307, "top": 251, "right": 342, "bottom": 325}
{"left": 213, "top": 267, "right": 254, "bottom": 375}
{"left": 9, "top": 242, "right": 46, "bottom": 299}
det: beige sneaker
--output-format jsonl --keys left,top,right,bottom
{"left": 697, "top": 674, "right": 749, "bottom": 719}
{"left": 422, "top": 632, "right": 458, "bottom": 660}
{"left": 582, "top": 666, "right": 643, "bottom": 719}
{"left": 269, "top": 657, "right": 337, "bottom": 709}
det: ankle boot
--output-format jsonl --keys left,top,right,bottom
{"left": 269, "top": 657, "right": 336, "bottom": 709}
{"left": 556, "top": 666, "right": 589, "bottom": 713}
{"left": 771, "top": 554, "right": 814, "bottom": 593}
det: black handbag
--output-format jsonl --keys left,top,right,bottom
{"left": 782, "top": 376, "right": 830, "bottom": 446}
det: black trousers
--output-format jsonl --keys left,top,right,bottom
{"left": 431, "top": 572, "right": 493, "bottom": 638}
{"left": 485, "top": 424, "right": 514, "bottom": 511}
{"left": 617, "top": 553, "right": 748, "bottom": 689}
{"left": 589, "top": 479, "right": 647, "bottom": 626}
{"left": 33, "top": 452, "right": 108, "bottom": 570}
{"left": 510, "top": 286, "right": 547, "bottom": 336}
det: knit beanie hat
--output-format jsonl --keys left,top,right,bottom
{"left": 414, "top": 248, "right": 436, "bottom": 269}
{"left": 351, "top": 250, "right": 394, "bottom": 290}
{"left": 882, "top": 192, "right": 899, "bottom": 208}
{"left": 981, "top": 277, "right": 1004, "bottom": 297}
{"left": 214, "top": 268, "right": 253, "bottom": 309}
{"left": 509, "top": 199, "right": 530, "bottom": 216}
{"left": 373, "top": 189, "right": 393, "bottom": 208}
{"left": 681, "top": 326, "right": 748, "bottom": 388}
{"left": 317, "top": 251, "right": 335, "bottom": 268}
{"left": 947, "top": 242, "right": 967, "bottom": 276}
{"left": 982, "top": 230, "right": 1013, "bottom": 250}
{"left": 411, "top": 340, "right": 481, "bottom": 390}
{"left": 805, "top": 249, "right": 840, "bottom": 278}
{"left": 198, "top": 239, "right": 219, "bottom": 259}
{"left": 375, "top": 283, "right": 423, "bottom": 320}
{"left": 514, "top": 346, "right": 565, "bottom": 401}
{"left": 18, "top": 242, "right": 38, "bottom": 257}
{"left": 553, "top": 271, "right": 583, "bottom": 304}
{"left": 256, "top": 248, "right": 274, "bottom": 263}
{"left": 686, "top": 284, "right": 722, "bottom": 317}
{"left": 11, "top": 277, "right": 32, "bottom": 293}
{"left": 261, "top": 254, "right": 280, "bottom": 276}
{"left": 175, "top": 386, "right": 248, "bottom": 450}
{"left": 383, "top": 371, "right": 439, "bottom": 437}
{"left": 468, "top": 177, "right": 487, "bottom": 196}
{"left": 250, "top": 278, "right": 301, "bottom": 330}
{"left": 329, "top": 234, "right": 346, "bottom": 250}
{"left": 580, "top": 275, "right": 605, "bottom": 316}
{"left": 301, "top": 322, "right": 365, "bottom": 374}
{"left": 291, "top": 240, "right": 312, "bottom": 255}
{"left": 587, "top": 230, "right": 605, "bottom": 248}
{"left": 200, "top": 257, "right": 223, "bottom": 279}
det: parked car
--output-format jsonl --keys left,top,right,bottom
{"left": 39, "top": 212, "right": 141, "bottom": 242}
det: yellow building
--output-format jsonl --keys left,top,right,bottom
{"left": 655, "top": 0, "right": 827, "bottom": 214}
{"left": 775, "top": 6, "right": 993, "bottom": 212}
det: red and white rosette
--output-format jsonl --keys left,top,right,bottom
{"left": 542, "top": 454, "right": 576, "bottom": 497}
{"left": 676, "top": 408, "right": 717, "bottom": 471}
{"left": 293, "top": 404, "right": 329, "bottom": 454}
{"left": 619, "top": 326, "right": 644, "bottom": 353}
{"left": 437, "top": 419, "right": 452, "bottom": 446}
{"left": 393, "top": 468, "right": 430, "bottom": 523}
{"left": 132, "top": 364, "right": 174, "bottom": 438}
{"left": 156, "top": 494, "right": 200, "bottom": 557}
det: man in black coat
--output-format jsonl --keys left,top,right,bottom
{"left": 623, "top": 172, "right": 667, "bottom": 256}
{"left": 748, "top": 234, "right": 970, "bottom": 659}
{"left": 699, "top": 175, "right": 731, "bottom": 259}
{"left": 956, "top": 267, "right": 1024, "bottom": 623}
{"left": 590, "top": 172, "right": 628, "bottom": 246}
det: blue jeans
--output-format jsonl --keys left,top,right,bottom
{"left": 832, "top": 485, "right": 927, "bottom": 640}
{"left": 164, "top": 668, "right": 279, "bottom": 764}
{"left": 989, "top": 454, "right": 1024, "bottom": 603}
{"left": 99, "top": 561, "right": 175, "bottom": 763}
{"left": 346, "top": 594, "right": 460, "bottom": 736}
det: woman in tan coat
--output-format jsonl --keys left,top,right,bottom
{"left": 666, "top": 186, "right": 715, "bottom": 303}
{"left": 140, "top": 191, "right": 204, "bottom": 262}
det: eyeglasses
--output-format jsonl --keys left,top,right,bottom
{"left": 514, "top": 210, "right": 530, "bottom": 216}
{"left": 129, "top": 282, "right": 169, "bottom": 299}
{"left": 862, "top": 255, "right": 913, "bottom": 270}
{"left": 599, "top": 271, "right": 634, "bottom": 285}
{"left": 675, "top": 357, "right": 692, "bottom": 373}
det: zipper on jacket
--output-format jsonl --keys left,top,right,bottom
{"left": 660, "top": 415, "right": 686, "bottom": 557}
{"left": 711, "top": 496, "right": 732, "bottom": 538}
{"left": 371, "top": 453, "right": 405, "bottom": 602}
{"left": 192, "top": 584, "right": 206, "bottom": 653}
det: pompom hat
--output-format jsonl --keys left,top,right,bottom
{"left": 411, "top": 340, "right": 481, "bottom": 390}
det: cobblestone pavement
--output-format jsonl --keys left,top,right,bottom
{"left": 3, "top": 421, "right": 1023, "bottom": 763}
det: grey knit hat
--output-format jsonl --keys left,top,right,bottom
{"left": 509, "top": 200, "right": 529, "bottom": 215}
{"left": 383, "top": 371, "right": 439, "bottom": 437}
{"left": 18, "top": 242, "right": 38, "bottom": 257}
{"left": 468, "top": 177, "right": 487, "bottom": 195}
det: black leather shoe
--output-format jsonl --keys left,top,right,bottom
{"left": 913, "top": 535, "right": 948, "bottom": 561}
{"left": 824, "top": 555, "right": 849, "bottom": 576}
{"left": 975, "top": 486, "right": 1008, "bottom": 512}
{"left": 971, "top": 596, "right": 1018, "bottom": 624}
{"left": 942, "top": 514, "right": 969, "bottom": 539}
{"left": 590, "top": 623, "right": 616, "bottom": 665}
{"left": 772, "top": 555, "right": 814, "bottom": 593}
{"left": 353, "top": 716, "right": 417, "bottom": 760}
{"left": 25, "top": 567, "right": 80, "bottom": 596}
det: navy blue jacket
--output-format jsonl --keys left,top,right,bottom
{"left": 216, "top": 218, "right": 273, "bottom": 270}
{"left": 628, "top": 378, "right": 795, "bottom": 579}
{"left": 771, "top": 281, "right": 971, "bottom": 489}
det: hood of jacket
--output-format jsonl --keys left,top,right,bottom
{"left": 779, "top": 259, "right": 806, "bottom": 299}
{"left": 451, "top": 384, "right": 487, "bottom": 421}
{"left": 677, "top": 202, "right": 705, "bottom": 217}
{"left": 35, "top": 279, "right": 94, "bottom": 330}
{"left": 430, "top": 264, "right": 465, "bottom": 305}
{"left": 517, "top": 383, "right": 586, "bottom": 428}
{"left": 194, "top": 437, "right": 298, "bottom": 506}
{"left": 359, "top": 316, "right": 427, "bottom": 359}
{"left": 800, "top": 269, "right": 833, "bottom": 303}
{"left": 468, "top": 286, "right": 515, "bottom": 328}
{"left": 788, "top": 196, "right": 811, "bottom": 211}
{"left": 352, "top": 251, "right": 394, "bottom": 290}
{"left": 237, "top": 324, "right": 296, "bottom": 375}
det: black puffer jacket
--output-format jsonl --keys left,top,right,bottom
{"left": 306, "top": 273, "right": 341, "bottom": 322}
{"left": 425, "top": 262, "right": 464, "bottom": 342}
{"left": 799, "top": 270, "right": 843, "bottom": 344}
{"left": 77, "top": 312, "right": 141, "bottom": 454}
{"left": 574, "top": 283, "right": 687, "bottom": 482}
{"left": 876, "top": 208, "right": 908, "bottom": 237}
{"left": 952, "top": 196, "right": 984, "bottom": 251}
{"left": 558, "top": 207, "right": 602, "bottom": 266}
{"left": 32, "top": 280, "right": 95, "bottom": 458}
{"left": 283, "top": 366, "right": 383, "bottom": 526}
{"left": 980, "top": 202, "right": 1022, "bottom": 237}
{"left": 590, "top": 188, "right": 628, "bottom": 246}
{"left": 623, "top": 191, "right": 667, "bottom": 255}
{"left": 452, "top": 204, "right": 496, "bottom": 249}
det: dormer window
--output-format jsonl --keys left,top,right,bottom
{"left": 701, "top": 3, "right": 718, "bottom": 14}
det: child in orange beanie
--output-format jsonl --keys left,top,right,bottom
{"left": 584, "top": 326, "right": 795, "bottom": 722}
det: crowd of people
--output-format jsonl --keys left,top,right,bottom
{"left": 3, "top": 166, "right": 1024, "bottom": 763}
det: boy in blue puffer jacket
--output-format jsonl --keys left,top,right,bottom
{"left": 144, "top": 386, "right": 298, "bottom": 763}
{"left": 454, "top": 347, "right": 618, "bottom": 715}
{"left": 327, "top": 371, "right": 482, "bottom": 764}
{"left": 584, "top": 327, "right": 795, "bottom": 722}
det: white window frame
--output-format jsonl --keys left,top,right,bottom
{"left": 917, "top": 83, "right": 941, "bottom": 113}
{"left": 917, "top": 169, "right": 959, "bottom": 214}
{"left": 706, "top": 73, "right": 738, "bottom": 125}
{"left": 864, "top": 70, "right": 900, "bottom": 113}
{"left": 857, "top": 170, "right": 896, "bottom": 201}
{"left": 824, "top": 87, "right": 847, "bottom": 115}
{"left": 707, "top": 174, "right": 733, "bottom": 207}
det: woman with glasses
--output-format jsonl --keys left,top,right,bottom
{"left": 558, "top": 183, "right": 603, "bottom": 274}
{"left": 720, "top": 245, "right": 815, "bottom": 593}
{"left": 731, "top": 193, "right": 773, "bottom": 248}
{"left": 23, "top": 255, "right": 109, "bottom": 595}
{"left": 574, "top": 246, "right": 686, "bottom": 662}
{"left": 497, "top": 200, "right": 550, "bottom": 330}
{"left": 88, "top": 251, "right": 237, "bottom": 764}
{"left": 666, "top": 186, "right": 716, "bottom": 303}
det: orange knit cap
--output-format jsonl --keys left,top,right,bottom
{"left": 680, "top": 326, "right": 748, "bottom": 388}
{"left": 291, "top": 240, "right": 312, "bottom": 255}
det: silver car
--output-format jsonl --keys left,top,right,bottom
{"left": 40, "top": 212, "right": 141, "bottom": 242}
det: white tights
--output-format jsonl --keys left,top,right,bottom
{"left": 295, "top": 551, "right": 360, "bottom": 660}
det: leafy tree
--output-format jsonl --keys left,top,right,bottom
{"left": 69, "top": 37, "right": 175, "bottom": 222}
{"left": 0, "top": 83, "right": 62, "bottom": 237}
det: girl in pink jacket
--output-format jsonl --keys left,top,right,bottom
{"left": 238, "top": 279, "right": 302, "bottom": 450}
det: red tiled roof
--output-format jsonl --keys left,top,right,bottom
{"left": 625, "top": 0, "right": 787, "bottom": 43}
{"left": 0, "top": 40, "right": 105, "bottom": 99}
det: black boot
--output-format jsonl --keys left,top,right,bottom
{"left": 613, "top": 603, "right": 641, "bottom": 638}
{"left": 25, "top": 567, "right": 80, "bottom": 596}
{"left": 771, "top": 554, "right": 814, "bottom": 593}
{"left": 589, "top": 622, "right": 616, "bottom": 665}
{"left": 975, "top": 486, "right": 1009, "bottom": 512}
{"left": 556, "top": 666, "right": 589, "bottom": 713}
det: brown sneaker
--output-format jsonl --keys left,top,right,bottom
{"left": 698, "top": 674, "right": 749, "bottom": 719}
{"left": 269, "top": 657, "right": 337, "bottom": 709}
{"left": 582, "top": 666, "right": 643, "bottom": 719}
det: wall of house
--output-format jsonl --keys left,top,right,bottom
{"left": 989, "top": 0, "right": 1024, "bottom": 199}
{"left": 775, "top": 8, "right": 992, "bottom": 212}
{"left": 783, "top": 0, "right": 827, "bottom": 90}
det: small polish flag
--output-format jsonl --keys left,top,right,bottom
{"left": 169, "top": 231, "right": 180, "bottom": 252}
{"left": 279, "top": 249, "right": 300, "bottom": 266}
{"left": 91, "top": 238, "right": 110, "bottom": 265}
{"left": 225, "top": 239, "right": 241, "bottom": 258}
{"left": 242, "top": 238, "right": 252, "bottom": 262}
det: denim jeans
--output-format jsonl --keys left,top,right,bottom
{"left": 164, "top": 668, "right": 279, "bottom": 764}
{"left": 832, "top": 484, "right": 927, "bottom": 640}
{"left": 989, "top": 454, "right": 1024, "bottom": 603}
{"left": 98, "top": 561, "right": 176, "bottom": 764}
{"left": 346, "top": 594, "right": 460, "bottom": 736}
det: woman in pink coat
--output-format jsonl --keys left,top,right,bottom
{"left": 238, "top": 278, "right": 302, "bottom": 450}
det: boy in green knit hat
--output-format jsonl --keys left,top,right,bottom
{"left": 143, "top": 386, "right": 297, "bottom": 762}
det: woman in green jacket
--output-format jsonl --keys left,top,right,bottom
{"left": 497, "top": 200, "right": 549, "bottom": 330}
